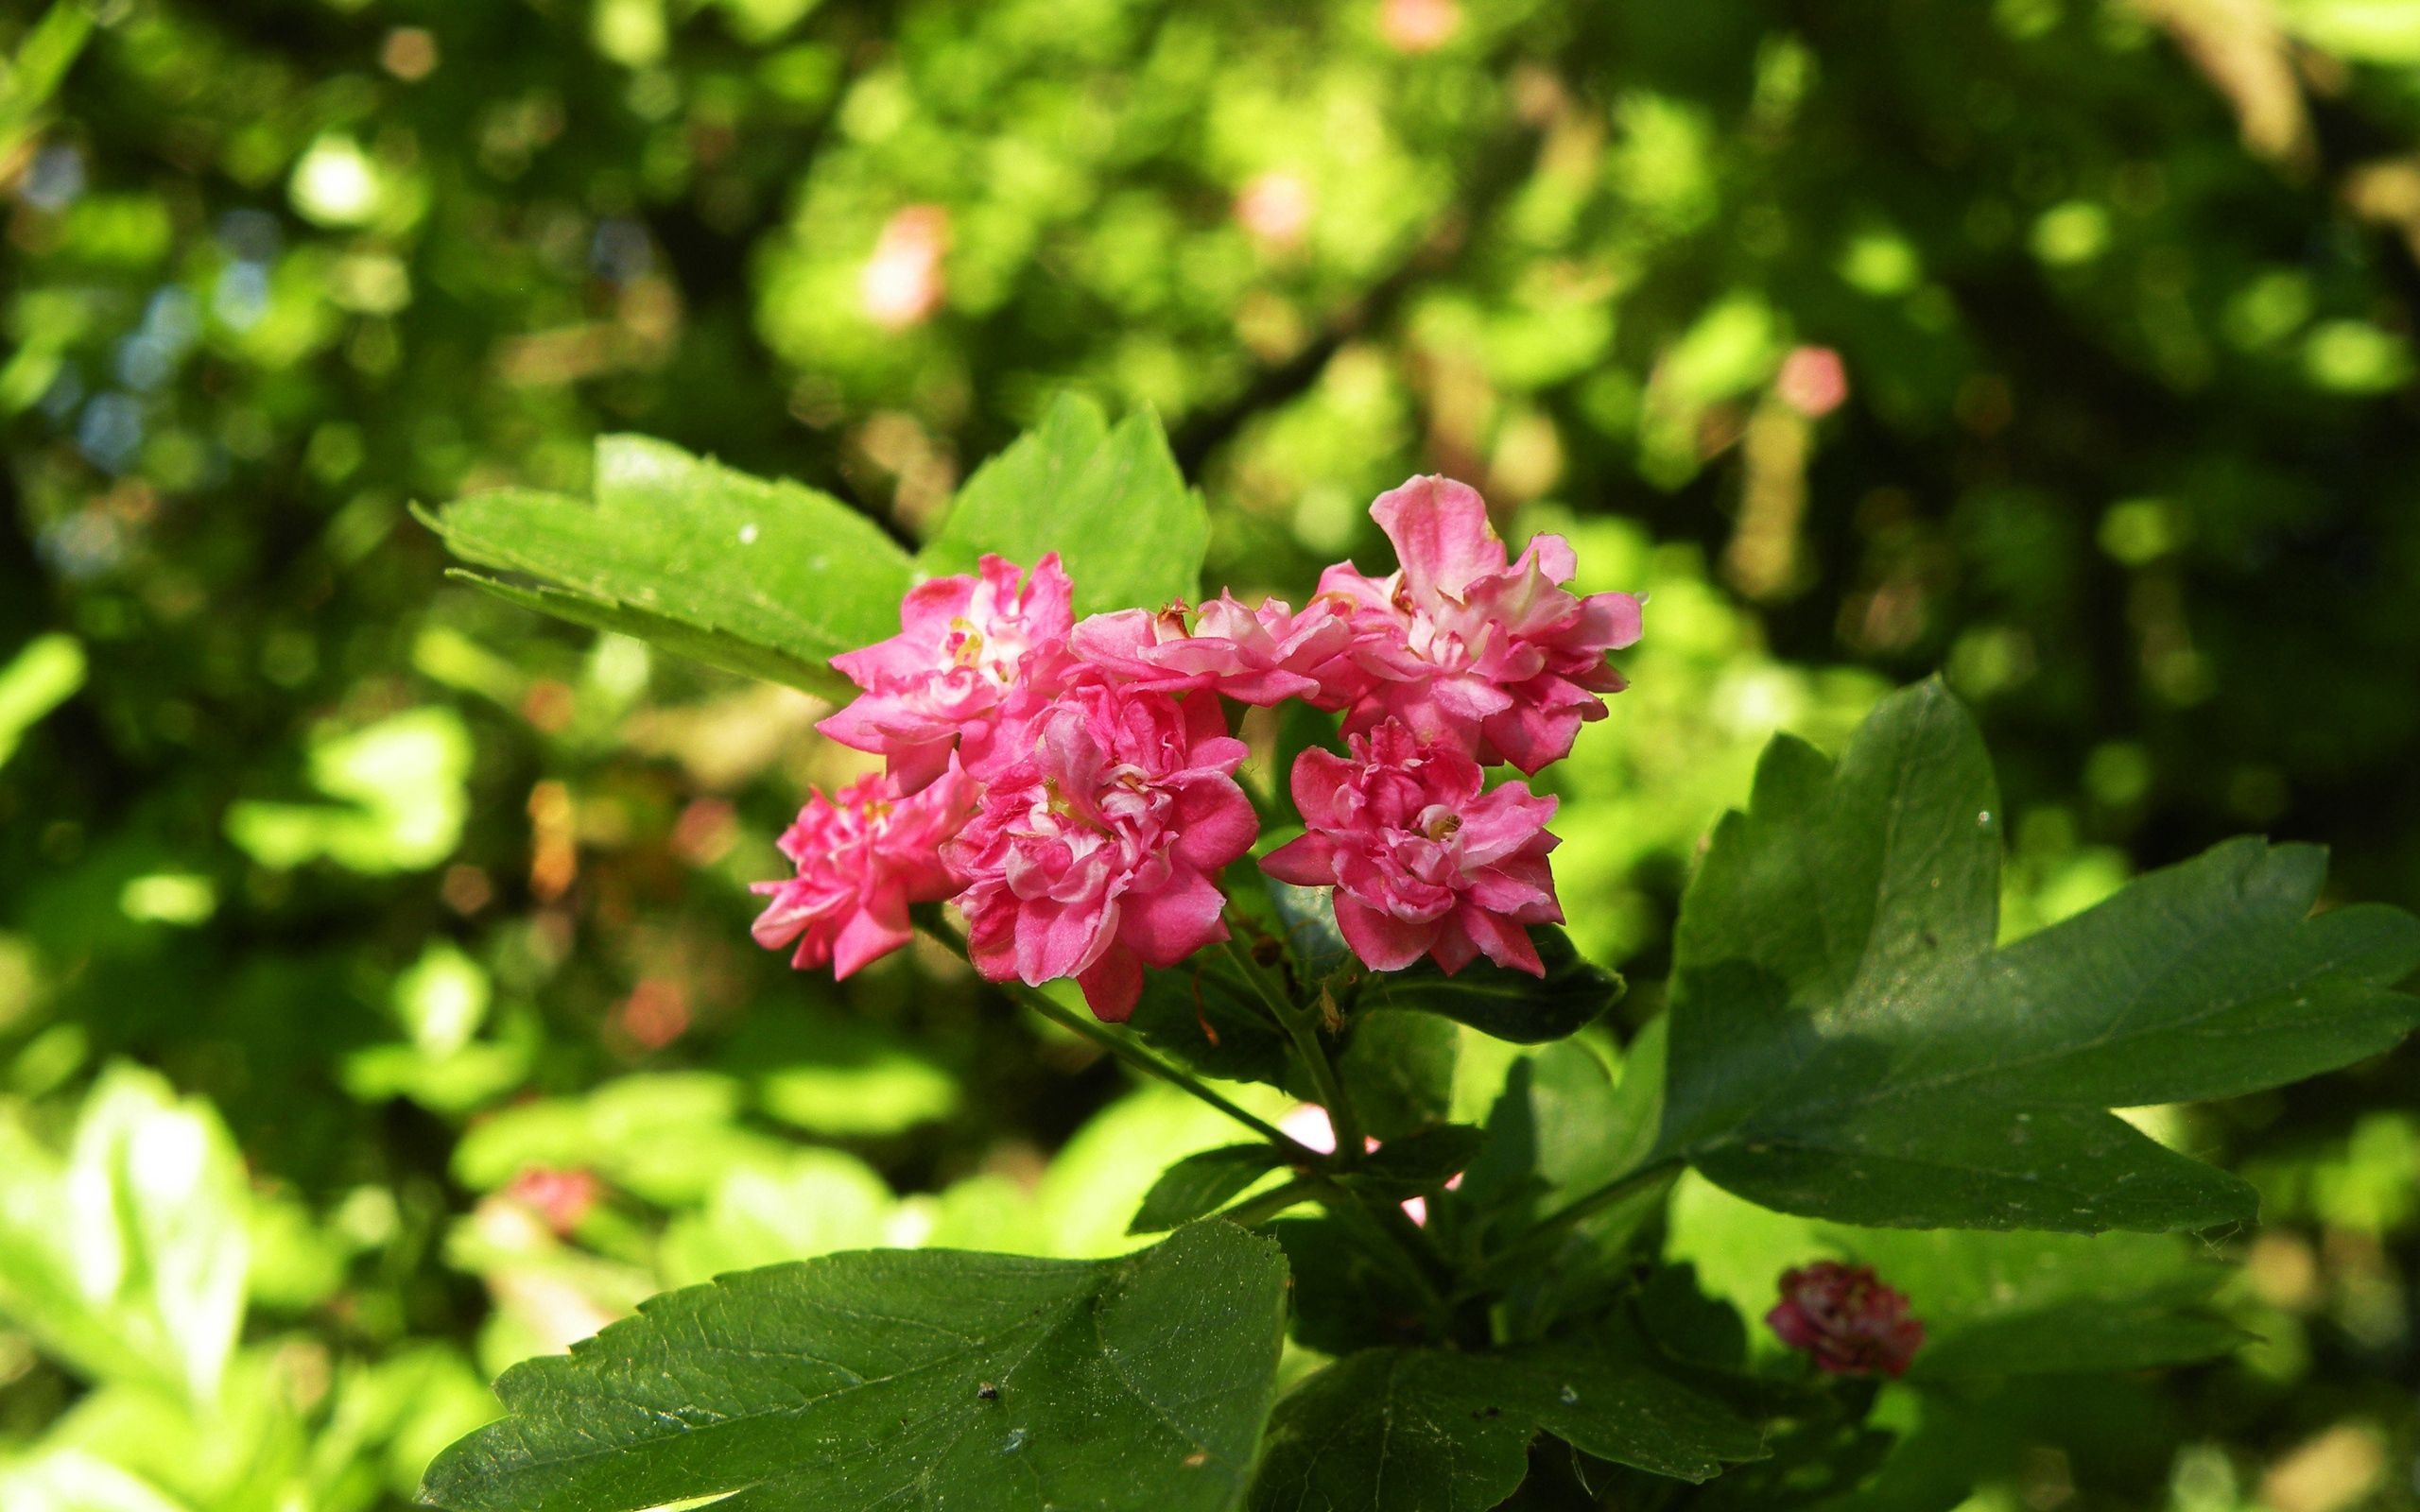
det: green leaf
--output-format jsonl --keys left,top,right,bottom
{"left": 1339, "top": 1010, "right": 1458, "bottom": 1141}
{"left": 1668, "top": 1173, "right": 2248, "bottom": 1380}
{"left": 1362, "top": 927, "right": 1624, "bottom": 1043}
{"left": 419, "top": 1221, "right": 1289, "bottom": 1512}
{"left": 1249, "top": 1338, "right": 1767, "bottom": 1511}
{"left": 420, "top": 436, "right": 912, "bottom": 698}
{"left": 921, "top": 393, "right": 1207, "bottom": 616}
{"left": 1350, "top": 1124, "right": 1487, "bottom": 1200}
{"left": 1129, "top": 961, "right": 1295, "bottom": 1089}
{"left": 1130, "top": 1145, "right": 1292, "bottom": 1234}
{"left": 0, "top": 631, "right": 85, "bottom": 769}
{"left": 0, "top": 1065, "right": 251, "bottom": 1403}
{"left": 1660, "top": 679, "right": 2420, "bottom": 1234}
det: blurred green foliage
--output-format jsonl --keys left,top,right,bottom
{"left": 5, "top": 0, "right": 2420, "bottom": 1506}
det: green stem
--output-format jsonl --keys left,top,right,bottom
{"left": 917, "top": 917, "right": 1318, "bottom": 1160}
{"left": 1224, "top": 936, "right": 1366, "bottom": 1165}
{"left": 1218, "top": 1176, "right": 1322, "bottom": 1228}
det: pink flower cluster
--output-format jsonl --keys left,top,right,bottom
{"left": 1766, "top": 1262, "right": 1926, "bottom": 1378}
{"left": 754, "top": 474, "right": 1642, "bottom": 1021}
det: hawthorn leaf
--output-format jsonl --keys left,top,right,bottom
{"left": 1350, "top": 1124, "right": 1488, "bottom": 1200}
{"left": 419, "top": 1221, "right": 1289, "bottom": 1512}
{"left": 1248, "top": 1338, "right": 1767, "bottom": 1511}
{"left": 421, "top": 436, "right": 912, "bottom": 698}
{"left": 1668, "top": 1173, "right": 2248, "bottom": 1380}
{"left": 921, "top": 393, "right": 1207, "bottom": 616}
{"left": 1339, "top": 1010, "right": 1457, "bottom": 1141}
{"left": 1129, "top": 961, "right": 1295, "bottom": 1089}
{"left": 1131, "top": 1145, "right": 1291, "bottom": 1234}
{"left": 1659, "top": 679, "right": 2420, "bottom": 1233}
{"left": 1361, "top": 926, "right": 1623, "bottom": 1043}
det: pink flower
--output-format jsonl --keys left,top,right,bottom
{"left": 1775, "top": 345, "right": 1849, "bottom": 419}
{"left": 1262, "top": 720, "right": 1562, "bottom": 975}
{"left": 944, "top": 684, "right": 1257, "bottom": 1022}
{"left": 1235, "top": 171, "right": 1314, "bottom": 251}
{"left": 819, "top": 554, "right": 1074, "bottom": 792}
{"left": 1766, "top": 1262, "right": 1926, "bottom": 1378}
{"left": 860, "top": 204, "right": 948, "bottom": 330}
{"left": 752, "top": 766, "right": 974, "bottom": 979}
{"left": 504, "top": 1167, "right": 602, "bottom": 1238}
{"left": 1313, "top": 476, "right": 1642, "bottom": 772}
{"left": 1069, "top": 593, "right": 1354, "bottom": 704}
{"left": 1378, "top": 0, "right": 1461, "bottom": 52}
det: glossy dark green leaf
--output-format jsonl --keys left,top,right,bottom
{"left": 921, "top": 393, "right": 1207, "bottom": 616}
{"left": 1131, "top": 1144, "right": 1291, "bottom": 1234}
{"left": 1249, "top": 1337, "right": 1767, "bottom": 1511}
{"left": 422, "top": 437, "right": 913, "bottom": 698}
{"left": 1361, "top": 927, "right": 1624, "bottom": 1043}
{"left": 418, "top": 1222, "right": 1289, "bottom": 1512}
{"left": 1660, "top": 679, "right": 2420, "bottom": 1233}
{"left": 1350, "top": 1124, "right": 1487, "bottom": 1200}
{"left": 1339, "top": 1009, "right": 1457, "bottom": 1141}
{"left": 1129, "top": 960, "right": 1294, "bottom": 1089}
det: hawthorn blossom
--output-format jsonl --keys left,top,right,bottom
{"left": 819, "top": 553, "right": 1074, "bottom": 792}
{"left": 1767, "top": 1262, "right": 1926, "bottom": 1378}
{"left": 1069, "top": 593, "right": 1354, "bottom": 704}
{"left": 504, "top": 1167, "right": 602, "bottom": 1238}
{"left": 752, "top": 766, "right": 974, "bottom": 979}
{"left": 1775, "top": 345, "right": 1850, "bottom": 419}
{"left": 1313, "top": 475, "right": 1642, "bottom": 772}
{"left": 1262, "top": 720, "right": 1562, "bottom": 975}
{"left": 860, "top": 204, "right": 948, "bottom": 330}
{"left": 944, "top": 683, "right": 1256, "bottom": 1022}
{"left": 1235, "top": 171, "right": 1314, "bottom": 251}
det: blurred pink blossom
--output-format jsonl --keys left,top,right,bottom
{"left": 1235, "top": 171, "right": 1314, "bottom": 251}
{"left": 860, "top": 204, "right": 949, "bottom": 330}
{"left": 1379, "top": 0, "right": 1461, "bottom": 53}
{"left": 1775, "top": 345, "right": 1850, "bottom": 419}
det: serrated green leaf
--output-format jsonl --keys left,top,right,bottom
{"left": 921, "top": 393, "right": 1207, "bottom": 616}
{"left": 420, "top": 1221, "right": 1290, "bottom": 1512}
{"left": 1249, "top": 1337, "right": 1766, "bottom": 1511}
{"left": 1130, "top": 1145, "right": 1291, "bottom": 1234}
{"left": 422, "top": 436, "right": 912, "bottom": 697}
{"left": 1361, "top": 926, "right": 1624, "bottom": 1043}
{"left": 1660, "top": 679, "right": 2420, "bottom": 1233}
{"left": 1668, "top": 1173, "right": 2248, "bottom": 1380}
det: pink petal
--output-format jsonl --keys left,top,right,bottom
{"left": 1370, "top": 476, "right": 1507, "bottom": 602}
{"left": 1287, "top": 747, "right": 1355, "bottom": 831}
{"left": 1077, "top": 942, "right": 1144, "bottom": 1022}
{"left": 1171, "top": 779, "right": 1259, "bottom": 870}
{"left": 1459, "top": 906, "right": 1545, "bottom": 974}
{"left": 1122, "top": 867, "right": 1231, "bottom": 968}
{"left": 831, "top": 898, "right": 913, "bottom": 979}
{"left": 1333, "top": 894, "right": 1437, "bottom": 972}
{"left": 1260, "top": 833, "right": 1340, "bottom": 887}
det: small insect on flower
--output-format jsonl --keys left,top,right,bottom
{"left": 1766, "top": 1261, "right": 1926, "bottom": 1378}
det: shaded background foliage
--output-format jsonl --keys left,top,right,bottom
{"left": 3, "top": 0, "right": 2418, "bottom": 1507}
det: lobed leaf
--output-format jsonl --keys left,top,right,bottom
{"left": 421, "top": 436, "right": 913, "bottom": 699}
{"left": 420, "top": 1221, "right": 1290, "bottom": 1512}
{"left": 1249, "top": 1337, "right": 1766, "bottom": 1511}
{"left": 921, "top": 393, "right": 1207, "bottom": 617}
{"left": 1658, "top": 679, "right": 2420, "bottom": 1234}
